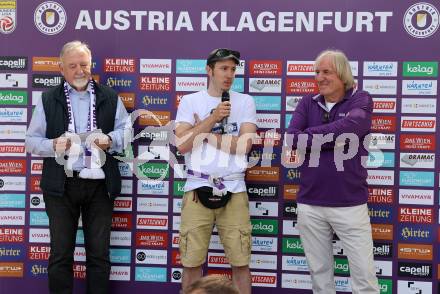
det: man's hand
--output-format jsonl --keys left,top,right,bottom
{"left": 93, "top": 134, "right": 112, "bottom": 151}
{"left": 211, "top": 101, "right": 231, "bottom": 122}
{"left": 53, "top": 136, "right": 71, "bottom": 153}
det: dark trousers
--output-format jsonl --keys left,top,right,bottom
{"left": 44, "top": 178, "right": 114, "bottom": 294}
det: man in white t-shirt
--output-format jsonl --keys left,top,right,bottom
{"left": 175, "top": 48, "right": 257, "bottom": 294}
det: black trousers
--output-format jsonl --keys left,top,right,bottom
{"left": 43, "top": 178, "right": 114, "bottom": 294}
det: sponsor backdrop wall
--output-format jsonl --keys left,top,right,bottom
{"left": 0, "top": 0, "right": 439, "bottom": 293}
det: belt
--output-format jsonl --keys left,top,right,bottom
{"left": 68, "top": 170, "right": 103, "bottom": 181}
{"left": 186, "top": 169, "right": 244, "bottom": 195}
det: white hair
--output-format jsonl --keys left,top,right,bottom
{"left": 315, "top": 49, "right": 355, "bottom": 91}
{"left": 59, "top": 40, "right": 92, "bottom": 64}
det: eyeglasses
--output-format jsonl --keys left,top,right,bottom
{"left": 207, "top": 48, "right": 241, "bottom": 65}
{"left": 322, "top": 112, "right": 330, "bottom": 123}
{"left": 213, "top": 48, "right": 240, "bottom": 59}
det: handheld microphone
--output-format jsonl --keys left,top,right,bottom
{"left": 221, "top": 91, "right": 230, "bottom": 130}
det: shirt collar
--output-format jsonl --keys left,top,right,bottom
{"left": 312, "top": 88, "right": 356, "bottom": 103}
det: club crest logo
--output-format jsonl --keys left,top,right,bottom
{"left": 0, "top": 0, "right": 17, "bottom": 34}
{"left": 404, "top": 2, "right": 439, "bottom": 38}
{"left": 34, "top": 1, "right": 66, "bottom": 35}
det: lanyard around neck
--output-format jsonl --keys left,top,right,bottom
{"left": 63, "top": 80, "right": 97, "bottom": 133}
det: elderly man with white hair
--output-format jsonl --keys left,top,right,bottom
{"left": 286, "top": 49, "right": 379, "bottom": 294}
{"left": 26, "top": 40, "right": 128, "bottom": 294}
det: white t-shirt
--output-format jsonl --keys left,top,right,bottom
{"left": 325, "top": 101, "right": 337, "bottom": 111}
{"left": 175, "top": 90, "right": 257, "bottom": 193}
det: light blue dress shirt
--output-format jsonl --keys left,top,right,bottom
{"left": 25, "top": 82, "right": 129, "bottom": 171}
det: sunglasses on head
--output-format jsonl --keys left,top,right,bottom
{"left": 206, "top": 48, "right": 240, "bottom": 64}
{"left": 213, "top": 48, "right": 240, "bottom": 59}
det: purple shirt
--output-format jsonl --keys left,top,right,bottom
{"left": 286, "top": 88, "right": 373, "bottom": 207}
